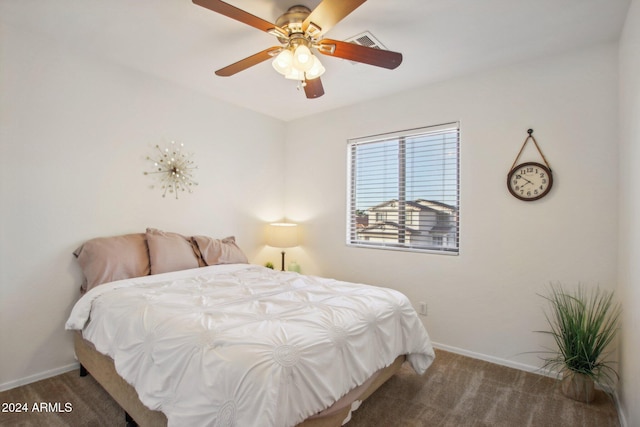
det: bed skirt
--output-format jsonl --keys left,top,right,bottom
{"left": 73, "top": 331, "right": 405, "bottom": 427}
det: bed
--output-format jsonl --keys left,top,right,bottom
{"left": 65, "top": 229, "right": 435, "bottom": 426}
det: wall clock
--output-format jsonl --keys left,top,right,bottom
{"left": 507, "top": 161, "right": 553, "bottom": 201}
{"left": 507, "top": 129, "right": 553, "bottom": 201}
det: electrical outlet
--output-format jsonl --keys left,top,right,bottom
{"left": 418, "top": 301, "right": 427, "bottom": 316}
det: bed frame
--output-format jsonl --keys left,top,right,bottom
{"left": 74, "top": 332, "right": 405, "bottom": 427}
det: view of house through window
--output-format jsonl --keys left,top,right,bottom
{"left": 347, "top": 122, "right": 460, "bottom": 254}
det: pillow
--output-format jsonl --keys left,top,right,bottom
{"left": 73, "top": 233, "right": 150, "bottom": 293}
{"left": 146, "top": 228, "right": 200, "bottom": 275}
{"left": 192, "top": 235, "right": 248, "bottom": 266}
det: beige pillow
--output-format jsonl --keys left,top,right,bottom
{"left": 192, "top": 235, "right": 248, "bottom": 266}
{"left": 146, "top": 228, "right": 200, "bottom": 275}
{"left": 74, "top": 233, "right": 150, "bottom": 293}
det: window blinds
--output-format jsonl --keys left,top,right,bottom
{"left": 347, "top": 122, "right": 460, "bottom": 254}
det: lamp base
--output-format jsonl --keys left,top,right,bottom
{"left": 280, "top": 251, "right": 286, "bottom": 271}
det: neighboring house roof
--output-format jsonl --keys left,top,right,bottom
{"left": 367, "top": 199, "right": 457, "bottom": 213}
{"left": 414, "top": 199, "right": 457, "bottom": 212}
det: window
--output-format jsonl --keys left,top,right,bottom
{"left": 347, "top": 122, "right": 460, "bottom": 254}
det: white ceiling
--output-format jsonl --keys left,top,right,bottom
{"left": 1, "top": 0, "right": 631, "bottom": 121}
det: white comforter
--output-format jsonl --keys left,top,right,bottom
{"left": 66, "top": 264, "right": 434, "bottom": 427}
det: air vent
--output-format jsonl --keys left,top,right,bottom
{"left": 346, "top": 31, "right": 387, "bottom": 50}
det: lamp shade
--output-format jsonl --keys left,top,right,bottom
{"left": 266, "top": 223, "right": 299, "bottom": 248}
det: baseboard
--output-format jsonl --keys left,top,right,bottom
{"left": 431, "top": 341, "right": 558, "bottom": 377}
{"left": 432, "top": 341, "right": 627, "bottom": 427}
{"left": 0, "top": 362, "right": 79, "bottom": 392}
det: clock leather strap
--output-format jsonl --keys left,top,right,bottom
{"left": 510, "top": 129, "right": 552, "bottom": 172}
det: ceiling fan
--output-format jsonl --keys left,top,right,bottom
{"left": 192, "top": 0, "right": 403, "bottom": 99}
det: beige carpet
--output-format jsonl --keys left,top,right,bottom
{"left": 0, "top": 349, "right": 619, "bottom": 427}
{"left": 348, "top": 350, "right": 619, "bottom": 427}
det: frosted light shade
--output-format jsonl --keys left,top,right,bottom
{"left": 305, "top": 56, "right": 325, "bottom": 80}
{"left": 272, "top": 49, "right": 293, "bottom": 75}
{"left": 267, "top": 223, "right": 299, "bottom": 248}
{"left": 285, "top": 67, "right": 305, "bottom": 80}
{"left": 292, "top": 45, "right": 313, "bottom": 71}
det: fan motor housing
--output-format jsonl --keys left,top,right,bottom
{"left": 275, "top": 5, "right": 311, "bottom": 42}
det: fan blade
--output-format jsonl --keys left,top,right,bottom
{"left": 304, "top": 78, "right": 324, "bottom": 99}
{"left": 303, "top": 0, "right": 366, "bottom": 36}
{"left": 317, "top": 39, "right": 402, "bottom": 69}
{"left": 215, "top": 47, "right": 281, "bottom": 77}
{"left": 193, "top": 0, "right": 277, "bottom": 33}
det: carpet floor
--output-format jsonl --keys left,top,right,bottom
{"left": 0, "top": 349, "right": 619, "bottom": 427}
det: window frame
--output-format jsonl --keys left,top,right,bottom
{"left": 346, "top": 122, "right": 460, "bottom": 255}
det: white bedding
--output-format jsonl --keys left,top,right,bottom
{"left": 66, "top": 264, "right": 435, "bottom": 427}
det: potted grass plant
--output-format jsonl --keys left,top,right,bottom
{"left": 537, "top": 283, "right": 621, "bottom": 403}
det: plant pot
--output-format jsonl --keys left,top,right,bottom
{"left": 561, "top": 371, "right": 595, "bottom": 403}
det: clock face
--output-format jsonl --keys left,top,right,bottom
{"left": 507, "top": 162, "right": 553, "bottom": 201}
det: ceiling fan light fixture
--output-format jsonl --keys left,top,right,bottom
{"left": 274, "top": 41, "right": 324, "bottom": 81}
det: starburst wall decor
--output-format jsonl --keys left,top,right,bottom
{"left": 144, "top": 140, "right": 198, "bottom": 199}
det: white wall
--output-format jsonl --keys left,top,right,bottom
{"left": 0, "top": 25, "right": 285, "bottom": 389}
{"left": 284, "top": 43, "right": 619, "bottom": 371}
{"left": 618, "top": 0, "right": 640, "bottom": 425}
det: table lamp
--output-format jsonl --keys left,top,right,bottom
{"left": 266, "top": 223, "right": 299, "bottom": 271}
